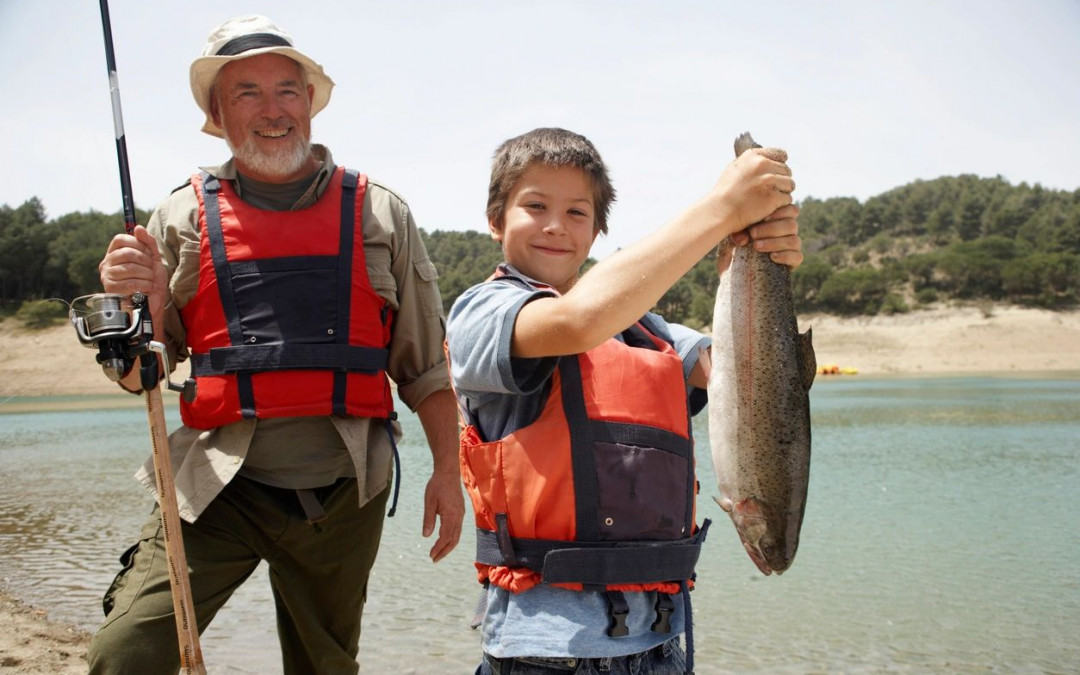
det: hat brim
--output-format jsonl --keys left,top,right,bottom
{"left": 189, "top": 46, "right": 334, "bottom": 138}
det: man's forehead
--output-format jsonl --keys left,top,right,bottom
{"left": 217, "top": 53, "right": 303, "bottom": 84}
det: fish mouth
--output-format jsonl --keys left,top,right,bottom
{"left": 743, "top": 542, "right": 777, "bottom": 576}
{"left": 743, "top": 538, "right": 791, "bottom": 576}
{"left": 728, "top": 497, "right": 796, "bottom": 575}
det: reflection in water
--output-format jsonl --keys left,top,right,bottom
{"left": 2, "top": 377, "right": 1079, "bottom": 673}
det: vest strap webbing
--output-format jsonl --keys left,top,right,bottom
{"left": 333, "top": 169, "right": 360, "bottom": 416}
{"left": 475, "top": 519, "right": 710, "bottom": 587}
{"left": 201, "top": 173, "right": 256, "bottom": 418}
{"left": 558, "top": 355, "right": 601, "bottom": 541}
{"left": 190, "top": 343, "right": 388, "bottom": 375}
{"left": 540, "top": 540, "right": 703, "bottom": 586}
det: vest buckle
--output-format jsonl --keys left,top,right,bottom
{"left": 605, "top": 590, "right": 629, "bottom": 637}
{"left": 651, "top": 592, "right": 674, "bottom": 634}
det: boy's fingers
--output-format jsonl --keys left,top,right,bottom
{"left": 769, "top": 175, "right": 795, "bottom": 196}
{"left": 763, "top": 204, "right": 800, "bottom": 222}
{"left": 769, "top": 248, "right": 804, "bottom": 269}
{"left": 755, "top": 146, "right": 788, "bottom": 164}
{"left": 729, "top": 230, "right": 751, "bottom": 247}
{"left": 754, "top": 233, "right": 802, "bottom": 253}
{"left": 749, "top": 215, "right": 799, "bottom": 240}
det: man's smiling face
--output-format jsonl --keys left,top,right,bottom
{"left": 210, "top": 53, "right": 317, "bottom": 182}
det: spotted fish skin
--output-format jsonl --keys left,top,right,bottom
{"left": 708, "top": 132, "right": 815, "bottom": 575}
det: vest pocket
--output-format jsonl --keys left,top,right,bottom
{"left": 459, "top": 437, "right": 506, "bottom": 531}
{"left": 593, "top": 442, "right": 689, "bottom": 541}
{"left": 229, "top": 256, "right": 338, "bottom": 343}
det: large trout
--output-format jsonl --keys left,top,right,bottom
{"left": 708, "top": 132, "right": 815, "bottom": 575}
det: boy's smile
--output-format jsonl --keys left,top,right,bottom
{"left": 491, "top": 164, "right": 599, "bottom": 294}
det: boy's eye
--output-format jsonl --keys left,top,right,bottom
{"left": 525, "top": 202, "right": 545, "bottom": 210}
{"left": 569, "top": 209, "right": 589, "bottom": 217}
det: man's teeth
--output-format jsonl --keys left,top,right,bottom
{"left": 257, "top": 129, "right": 289, "bottom": 138}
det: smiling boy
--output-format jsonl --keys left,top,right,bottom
{"left": 446, "top": 127, "right": 800, "bottom": 673}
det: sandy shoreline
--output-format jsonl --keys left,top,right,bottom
{"left": 2, "top": 303, "right": 1079, "bottom": 671}
{"left": 3, "top": 304, "right": 1079, "bottom": 402}
{"left": 801, "top": 304, "right": 1080, "bottom": 377}
{"left": 0, "top": 590, "right": 90, "bottom": 674}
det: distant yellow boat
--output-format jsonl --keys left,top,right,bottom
{"left": 817, "top": 364, "right": 858, "bottom": 375}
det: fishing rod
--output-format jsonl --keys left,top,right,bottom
{"left": 98, "top": 0, "right": 136, "bottom": 234}
{"left": 71, "top": 1, "right": 207, "bottom": 672}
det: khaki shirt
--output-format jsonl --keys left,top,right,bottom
{"left": 133, "top": 145, "right": 450, "bottom": 522}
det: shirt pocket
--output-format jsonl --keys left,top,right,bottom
{"left": 365, "top": 245, "right": 397, "bottom": 307}
{"left": 413, "top": 257, "right": 442, "bottom": 317}
{"left": 171, "top": 241, "right": 201, "bottom": 309}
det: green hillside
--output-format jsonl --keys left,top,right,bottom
{"left": 4, "top": 173, "right": 1078, "bottom": 328}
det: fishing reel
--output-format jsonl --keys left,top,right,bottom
{"left": 70, "top": 292, "right": 196, "bottom": 402}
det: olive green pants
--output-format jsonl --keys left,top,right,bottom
{"left": 87, "top": 476, "right": 389, "bottom": 675}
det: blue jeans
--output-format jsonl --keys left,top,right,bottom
{"left": 476, "top": 638, "right": 685, "bottom": 675}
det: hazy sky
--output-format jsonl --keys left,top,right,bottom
{"left": 3, "top": 0, "right": 1078, "bottom": 259}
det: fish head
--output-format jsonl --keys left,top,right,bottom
{"left": 729, "top": 496, "right": 801, "bottom": 576}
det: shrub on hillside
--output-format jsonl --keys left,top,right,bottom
{"left": 16, "top": 298, "right": 68, "bottom": 329}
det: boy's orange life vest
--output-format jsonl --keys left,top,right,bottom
{"left": 458, "top": 270, "right": 706, "bottom": 596}
{"left": 179, "top": 168, "right": 394, "bottom": 430}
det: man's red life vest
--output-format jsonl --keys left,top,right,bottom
{"left": 179, "top": 168, "right": 395, "bottom": 430}
{"left": 457, "top": 269, "right": 707, "bottom": 597}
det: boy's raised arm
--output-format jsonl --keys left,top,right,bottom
{"left": 511, "top": 147, "right": 798, "bottom": 358}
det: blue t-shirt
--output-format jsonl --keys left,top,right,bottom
{"left": 446, "top": 265, "right": 710, "bottom": 659}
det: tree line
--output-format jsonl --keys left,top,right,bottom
{"left": 3, "top": 173, "right": 1078, "bottom": 329}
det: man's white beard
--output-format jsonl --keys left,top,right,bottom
{"left": 226, "top": 131, "right": 313, "bottom": 180}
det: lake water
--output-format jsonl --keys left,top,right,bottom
{"left": 1, "top": 375, "right": 1078, "bottom": 674}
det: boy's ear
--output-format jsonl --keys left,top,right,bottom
{"left": 488, "top": 217, "right": 504, "bottom": 242}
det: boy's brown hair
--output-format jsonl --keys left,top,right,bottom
{"left": 486, "top": 127, "right": 616, "bottom": 235}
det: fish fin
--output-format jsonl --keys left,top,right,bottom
{"left": 715, "top": 238, "right": 734, "bottom": 278}
{"left": 799, "top": 327, "right": 817, "bottom": 391}
{"left": 734, "top": 132, "right": 761, "bottom": 157}
{"left": 713, "top": 495, "right": 734, "bottom": 514}
{"left": 799, "top": 326, "right": 812, "bottom": 388}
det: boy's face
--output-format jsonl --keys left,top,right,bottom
{"left": 490, "top": 164, "right": 599, "bottom": 294}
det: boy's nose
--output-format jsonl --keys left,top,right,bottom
{"left": 542, "top": 216, "right": 567, "bottom": 234}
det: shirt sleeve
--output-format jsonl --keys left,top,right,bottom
{"left": 146, "top": 183, "right": 202, "bottom": 370}
{"left": 446, "top": 280, "right": 558, "bottom": 397}
{"left": 362, "top": 181, "right": 450, "bottom": 412}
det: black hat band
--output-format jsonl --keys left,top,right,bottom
{"left": 216, "top": 33, "right": 291, "bottom": 57}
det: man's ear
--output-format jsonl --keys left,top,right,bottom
{"left": 488, "top": 217, "right": 504, "bottom": 242}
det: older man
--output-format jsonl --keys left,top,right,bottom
{"left": 88, "top": 15, "right": 463, "bottom": 674}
